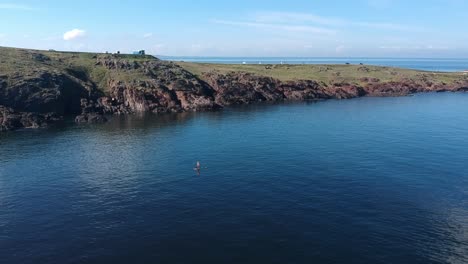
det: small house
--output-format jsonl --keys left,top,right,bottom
{"left": 133, "top": 50, "right": 145, "bottom": 55}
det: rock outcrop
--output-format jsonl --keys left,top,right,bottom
{"left": 2, "top": 51, "right": 468, "bottom": 132}
{"left": 0, "top": 106, "right": 61, "bottom": 131}
{"left": 202, "top": 72, "right": 369, "bottom": 104}
{"left": 98, "top": 60, "right": 219, "bottom": 114}
{"left": 0, "top": 71, "right": 94, "bottom": 115}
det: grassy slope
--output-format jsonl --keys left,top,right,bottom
{"left": 1, "top": 46, "right": 466, "bottom": 93}
{"left": 0, "top": 46, "right": 155, "bottom": 92}
{"left": 177, "top": 62, "right": 466, "bottom": 86}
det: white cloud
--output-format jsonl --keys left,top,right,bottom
{"left": 212, "top": 19, "right": 336, "bottom": 35}
{"left": 143, "top": 33, "right": 153, "bottom": 38}
{"left": 63, "top": 29, "right": 86, "bottom": 41}
{"left": 230, "top": 11, "right": 423, "bottom": 32}
{"left": 0, "top": 3, "right": 33, "bottom": 10}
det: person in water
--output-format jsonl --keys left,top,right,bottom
{"left": 194, "top": 161, "right": 201, "bottom": 175}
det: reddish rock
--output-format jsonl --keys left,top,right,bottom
{"left": 3, "top": 55, "right": 468, "bottom": 132}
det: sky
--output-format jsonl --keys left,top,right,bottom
{"left": 0, "top": 0, "right": 467, "bottom": 57}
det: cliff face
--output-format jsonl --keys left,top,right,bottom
{"left": 0, "top": 106, "right": 60, "bottom": 131}
{"left": 102, "top": 60, "right": 218, "bottom": 113}
{"left": 201, "top": 71, "right": 468, "bottom": 103}
{"left": 1, "top": 48, "right": 468, "bottom": 131}
{"left": 73, "top": 59, "right": 220, "bottom": 124}
{"left": 82, "top": 64, "right": 468, "bottom": 123}
{"left": 0, "top": 71, "right": 93, "bottom": 114}
{"left": 202, "top": 71, "right": 366, "bottom": 104}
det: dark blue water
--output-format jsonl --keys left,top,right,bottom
{"left": 162, "top": 57, "right": 468, "bottom": 72}
{"left": 1, "top": 93, "right": 468, "bottom": 264}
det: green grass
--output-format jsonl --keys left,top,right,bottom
{"left": 177, "top": 62, "right": 466, "bottom": 86}
{"left": 0, "top": 46, "right": 159, "bottom": 92}
{"left": 1, "top": 46, "right": 466, "bottom": 94}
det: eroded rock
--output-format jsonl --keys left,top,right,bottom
{"left": 0, "top": 106, "right": 61, "bottom": 131}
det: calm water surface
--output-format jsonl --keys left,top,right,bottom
{"left": 1, "top": 93, "right": 468, "bottom": 264}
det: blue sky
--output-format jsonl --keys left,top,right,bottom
{"left": 0, "top": 0, "right": 467, "bottom": 57}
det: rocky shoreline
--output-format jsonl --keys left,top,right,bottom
{"left": 0, "top": 106, "right": 62, "bottom": 132}
{"left": 1, "top": 51, "right": 468, "bottom": 132}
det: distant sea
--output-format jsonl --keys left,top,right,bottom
{"left": 161, "top": 57, "right": 468, "bottom": 72}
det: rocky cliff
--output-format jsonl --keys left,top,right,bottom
{"left": 1, "top": 47, "right": 467, "bottom": 131}
{"left": 0, "top": 106, "right": 61, "bottom": 131}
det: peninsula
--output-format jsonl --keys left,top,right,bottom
{"left": 1, "top": 46, "right": 467, "bottom": 131}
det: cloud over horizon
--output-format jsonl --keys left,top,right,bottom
{"left": 0, "top": 1, "right": 465, "bottom": 57}
{"left": 63, "top": 29, "right": 86, "bottom": 41}
{"left": 212, "top": 19, "right": 337, "bottom": 35}
{"left": 216, "top": 11, "right": 424, "bottom": 33}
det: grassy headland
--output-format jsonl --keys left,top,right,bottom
{"left": 0, "top": 46, "right": 156, "bottom": 92}
{"left": 177, "top": 62, "right": 466, "bottom": 86}
{"left": 1, "top": 46, "right": 468, "bottom": 131}
{"left": 1, "top": 46, "right": 466, "bottom": 95}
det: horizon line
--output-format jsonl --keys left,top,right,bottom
{"left": 159, "top": 55, "right": 468, "bottom": 60}
{"left": 2, "top": 45, "right": 468, "bottom": 60}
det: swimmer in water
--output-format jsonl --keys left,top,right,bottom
{"left": 194, "top": 161, "right": 201, "bottom": 175}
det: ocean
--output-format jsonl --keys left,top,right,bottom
{"left": 1, "top": 93, "right": 467, "bottom": 263}
{"left": 160, "top": 57, "right": 468, "bottom": 72}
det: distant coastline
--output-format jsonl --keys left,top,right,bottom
{"left": 160, "top": 56, "right": 468, "bottom": 72}
{"left": 1, "top": 46, "right": 468, "bottom": 132}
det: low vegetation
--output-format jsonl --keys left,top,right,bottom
{"left": 1, "top": 46, "right": 466, "bottom": 94}
{"left": 177, "top": 62, "right": 466, "bottom": 86}
{"left": 0, "top": 46, "right": 155, "bottom": 92}
{"left": 1, "top": 46, "right": 468, "bottom": 131}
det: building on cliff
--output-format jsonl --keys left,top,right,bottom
{"left": 133, "top": 50, "right": 145, "bottom": 55}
